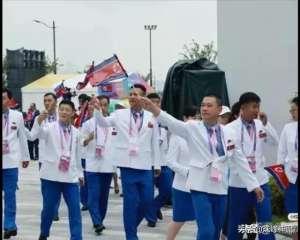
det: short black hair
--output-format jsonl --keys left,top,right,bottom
{"left": 78, "top": 93, "right": 89, "bottom": 102}
{"left": 59, "top": 100, "right": 76, "bottom": 111}
{"left": 147, "top": 93, "right": 161, "bottom": 100}
{"left": 78, "top": 93, "right": 88, "bottom": 100}
{"left": 131, "top": 84, "right": 146, "bottom": 96}
{"left": 239, "top": 92, "right": 261, "bottom": 105}
{"left": 85, "top": 96, "right": 91, "bottom": 102}
{"left": 291, "top": 96, "right": 298, "bottom": 106}
{"left": 183, "top": 106, "right": 198, "bottom": 118}
{"left": 231, "top": 101, "right": 240, "bottom": 117}
{"left": 97, "top": 95, "right": 110, "bottom": 104}
{"left": 44, "top": 92, "right": 57, "bottom": 101}
{"left": 202, "top": 93, "right": 222, "bottom": 106}
{"left": 3, "top": 88, "right": 13, "bottom": 99}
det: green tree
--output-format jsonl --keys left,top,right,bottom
{"left": 180, "top": 40, "right": 217, "bottom": 62}
{"left": 45, "top": 56, "right": 64, "bottom": 74}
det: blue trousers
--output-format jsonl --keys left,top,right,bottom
{"left": 191, "top": 190, "right": 227, "bottom": 240}
{"left": 86, "top": 172, "right": 113, "bottom": 226}
{"left": 40, "top": 179, "right": 82, "bottom": 240}
{"left": 120, "top": 167, "right": 154, "bottom": 240}
{"left": 228, "top": 184, "right": 275, "bottom": 240}
{"left": 146, "top": 166, "right": 173, "bottom": 223}
{"left": 39, "top": 162, "right": 60, "bottom": 218}
{"left": 80, "top": 159, "right": 88, "bottom": 207}
{"left": 284, "top": 179, "right": 298, "bottom": 213}
{"left": 2, "top": 168, "right": 18, "bottom": 231}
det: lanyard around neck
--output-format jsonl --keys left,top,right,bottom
{"left": 241, "top": 122, "right": 257, "bottom": 154}
{"left": 95, "top": 122, "right": 109, "bottom": 146}
{"left": 206, "top": 125, "right": 225, "bottom": 156}
{"left": 129, "top": 111, "right": 143, "bottom": 136}
{"left": 59, "top": 124, "right": 73, "bottom": 152}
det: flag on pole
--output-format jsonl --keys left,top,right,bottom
{"left": 76, "top": 62, "right": 95, "bottom": 90}
{"left": 54, "top": 80, "right": 66, "bottom": 97}
{"left": 89, "top": 55, "right": 127, "bottom": 87}
{"left": 97, "top": 77, "right": 130, "bottom": 99}
{"left": 264, "top": 164, "right": 290, "bottom": 191}
{"left": 74, "top": 101, "right": 89, "bottom": 128}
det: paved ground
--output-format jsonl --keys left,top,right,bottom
{"left": 6, "top": 161, "right": 196, "bottom": 240}
{"left": 3, "top": 161, "right": 292, "bottom": 239}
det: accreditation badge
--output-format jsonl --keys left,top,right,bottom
{"left": 128, "top": 137, "right": 139, "bottom": 156}
{"left": 95, "top": 145, "right": 105, "bottom": 158}
{"left": 58, "top": 154, "right": 71, "bottom": 172}
{"left": 210, "top": 167, "right": 222, "bottom": 183}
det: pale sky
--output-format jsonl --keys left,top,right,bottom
{"left": 3, "top": 0, "right": 217, "bottom": 90}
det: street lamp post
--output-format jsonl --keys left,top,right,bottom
{"left": 144, "top": 25, "right": 157, "bottom": 87}
{"left": 33, "top": 19, "right": 57, "bottom": 74}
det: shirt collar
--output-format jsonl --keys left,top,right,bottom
{"left": 59, "top": 120, "right": 71, "bottom": 130}
{"left": 203, "top": 121, "right": 219, "bottom": 131}
{"left": 131, "top": 109, "right": 143, "bottom": 116}
{"left": 241, "top": 118, "right": 255, "bottom": 128}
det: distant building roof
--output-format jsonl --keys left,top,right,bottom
{"left": 21, "top": 73, "right": 77, "bottom": 91}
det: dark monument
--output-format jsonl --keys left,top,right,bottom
{"left": 6, "top": 47, "right": 46, "bottom": 107}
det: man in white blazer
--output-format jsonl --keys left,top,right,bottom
{"left": 226, "top": 92, "right": 279, "bottom": 240}
{"left": 81, "top": 95, "right": 115, "bottom": 235}
{"left": 32, "top": 100, "right": 84, "bottom": 240}
{"left": 28, "top": 92, "right": 61, "bottom": 221}
{"left": 277, "top": 96, "right": 298, "bottom": 240}
{"left": 2, "top": 88, "right": 30, "bottom": 239}
{"left": 93, "top": 84, "right": 161, "bottom": 240}
{"left": 145, "top": 92, "right": 173, "bottom": 227}
{"left": 138, "top": 93, "right": 264, "bottom": 240}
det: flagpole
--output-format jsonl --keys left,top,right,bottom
{"left": 114, "top": 54, "right": 128, "bottom": 77}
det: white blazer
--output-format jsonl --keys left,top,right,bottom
{"left": 226, "top": 117, "right": 279, "bottom": 188}
{"left": 94, "top": 109, "right": 161, "bottom": 170}
{"left": 27, "top": 112, "right": 58, "bottom": 164}
{"left": 2, "top": 109, "right": 30, "bottom": 169}
{"left": 81, "top": 117, "right": 115, "bottom": 173}
{"left": 158, "top": 125, "right": 169, "bottom": 166}
{"left": 31, "top": 121, "right": 83, "bottom": 183}
{"left": 277, "top": 121, "right": 298, "bottom": 184}
{"left": 166, "top": 134, "right": 190, "bottom": 192}
{"left": 157, "top": 111, "right": 260, "bottom": 195}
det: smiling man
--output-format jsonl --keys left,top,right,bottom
{"left": 32, "top": 100, "right": 84, "bottom": 240}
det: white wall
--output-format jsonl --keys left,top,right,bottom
{"left": 217, "top": 0, "right": 298, "bottom": 165}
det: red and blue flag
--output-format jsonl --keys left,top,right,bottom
{"left": 264, "top": 164, "right": 290, "bottom": 191}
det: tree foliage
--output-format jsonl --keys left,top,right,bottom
{"left": 45, "top": 56, "right": 64, "bottom": 74}
{"left": 180, "top": 40, "right": 217, "bottom": 62}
